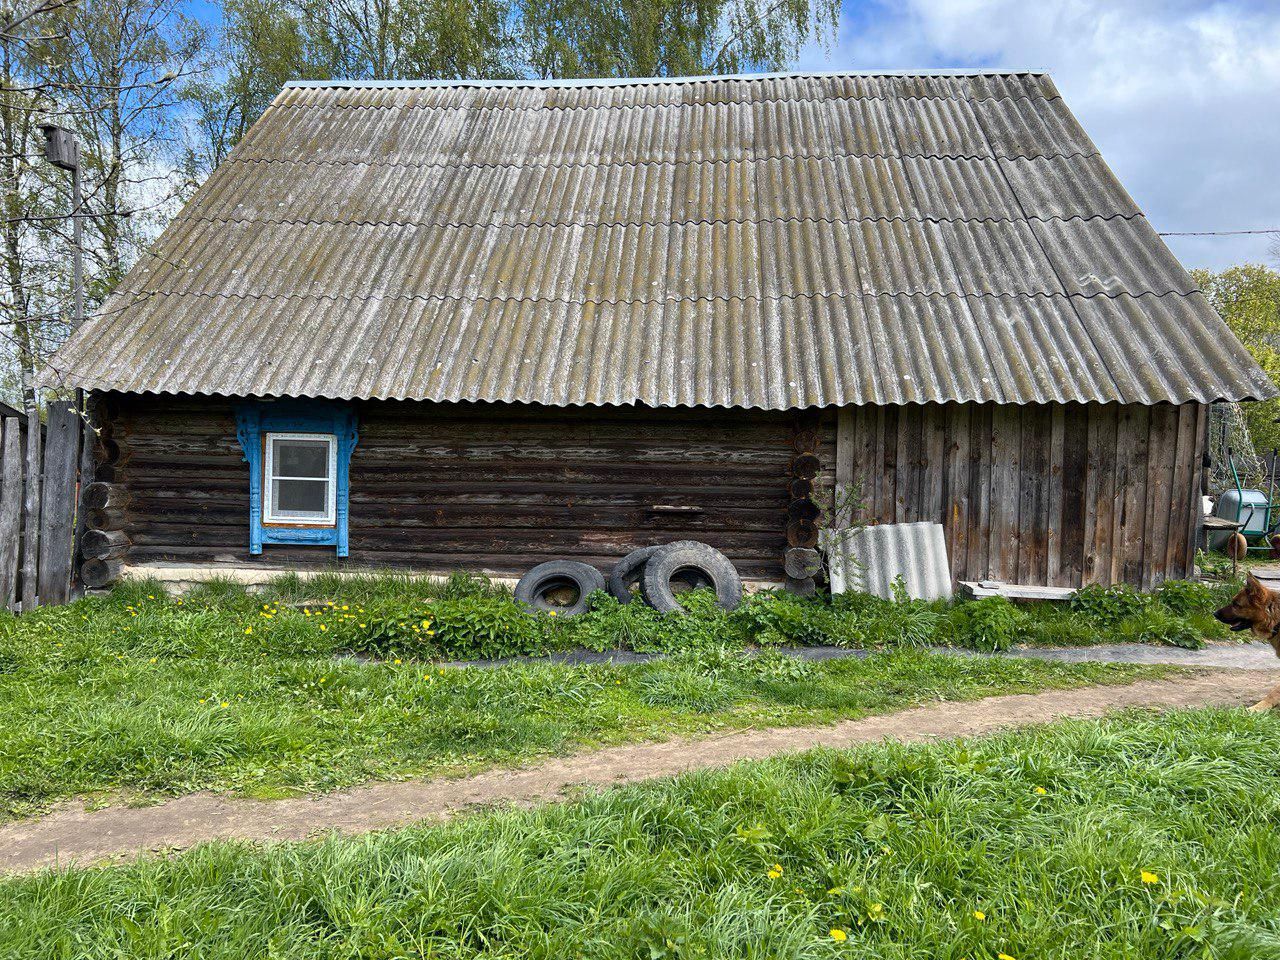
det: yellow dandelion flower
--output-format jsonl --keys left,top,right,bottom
{"left": 220, "top": 702, "right": 229, "bottom": 709}
{"left": 827, "top": 887, "right": 844, "bottom": 896}
{"left": 1141, "top": 870, "right": 1159, "bottom": 885}
{"left": 998, "top": 954, "right": 1017, "bottom": 960}
{"left": 426, "top": 630, "right": 435, "bottom": 636}
{"left": 868, "top": 903, "right": 884, "bottom": 917}
{"left": 547, "top": 611, "right": 557, "bottom": 617}
{"left": 319, "top": 677, "right": 326, "bottom": 683}
{"left": 149, "top": 657, "right": 157, "bottom": 664}
{"left": 1034, "top": 786, "right": 1047, "bottom": 795}
{"left": 767, "top": 867, "right": 782, "bottom": 880}
{"left": 320, "top": 624, "right": 328, "bottom": 631}
{"left": 973, "top": 910, "right": 986, "bottom": 921}
{"left": 199, "top": 698, "right": 206, "bottom": 704}
{"left": 394, "top": 658, "right": 402, "bottom": 665}
{"left": 439, "top": 668, "right": 445, "bottom": 675}
{"left": 245, "top": 626, "right": 253, "bottom": 635}
{"left": 341, "top": 605, "right": 349, "bottom": 611}
{"left": 829, "top": 928, "right": 847, "bottom": 942}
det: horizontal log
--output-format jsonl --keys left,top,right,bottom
{"left": 787, "top": 499, "right": 820, "bottom": 522}
{"left": 790, "top": 453, "right": 820, "bottom": 480}
{"left": 82, "top": 482, "right": 130, "bottom": 511}
{"left": 81, "top": 557, "right": 124, "bottom": 589}
{"left": 786, "top": 519, "right": 819, "bottom": 548}
{"left": 125, "top": 545, "right": 782, "bottom": 579}
{"left": 82, "top": 528, "right": 131, "bottom": 561}
{"left": 784, "top": 547, "right": 822, "bottom": 579}
{"left": 785, "top": 575, "right": 816, "bottom": 597}
{"left": 85, "top": 508, "right": 128, "bottom": 531}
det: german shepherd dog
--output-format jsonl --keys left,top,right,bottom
{"left": 1214, "top": 573, "right": 1280, "bottom": 710}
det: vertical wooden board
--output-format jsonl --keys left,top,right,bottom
{"left": 852, "top": 406, "right": 878, "bottom": 523}
{"left": 1186, "top": 404, "right": 1209, "bottom": 577}
{"left": 1117, "top": 405, "right": 1150, "bottom": 587}
{"left": 880, "top": 406, "right": 899, "bottom": 524}
{"left": 987, "top": 405, "right": 1022, "bottom": 583}
{"left": 894, "top": 406, "right": 923, "bottom": 522}
{"left": 942, "top": 403, "right": 972, "bottom": 581}
{"left": 1141, "top": 404, "right": 1177, "bottom": 588}
{"left": 923, "top": 403, "right": 946, "bottom": 524}
{"left": 1056, "top": 405, "right": 1089, "bottom": 587}
{"left": 1045, "top": 405, "right": 1066, "bottom": 585}
{"left": 21, "top": 405, "right": 41, "bottom": 611}
{"left": 1163, "top": 403, "right": 1199, "bottom": 581}
{"left": 834, "top": 408, "right": 855, "bottom": 528}
{"left": 0, "top": 419, "right": 22, "bottom": 609}
{"left": 38, "top": 400, "right": 82, "bottom": 606}
{"left": 966, "top": 404, "right": 993, "bottom": 579}
{"left": 1016, "top": 404, "right": 1051, "bottom": 585}
{"left": 1083, "top": 404, "right": 1118, "bottom": 585}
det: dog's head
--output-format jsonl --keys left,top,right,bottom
{"left": 1214, "top": 573, "right": 1280, "bottom": 637}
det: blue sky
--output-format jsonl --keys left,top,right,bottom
{"left": 798, "top": 0, "right": 1280, "bottom": 270}
{"left": 188, "top": 0, "right": 1279, "bottom": 271}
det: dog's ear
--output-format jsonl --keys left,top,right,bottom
{"left": 1246, "top": 572, "right": 1270, "bottom": 596}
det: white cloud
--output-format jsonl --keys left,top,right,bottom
{"left": 799, "top": 0, "right": 1280, "bottom": 270}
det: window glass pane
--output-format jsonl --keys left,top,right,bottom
{"left": 273, "top": 438, "right": 329, "bottom": 478}
{"left": 273, "top": 478, "right": 328, "bottom": 515}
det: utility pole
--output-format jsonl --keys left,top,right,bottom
{"left": 38, "top": 124, "right": 83, "bottom": 327}
{"left": 33, "top": 124, "right": 86, "bottom": 606}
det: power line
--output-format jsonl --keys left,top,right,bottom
{"left": 1158, "top": 228, "right": 1280, "bottom": 237}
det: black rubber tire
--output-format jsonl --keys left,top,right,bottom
{"left": 607, "top": 545, "right": 661, "bottom": 604}
{"left": 514, "top": 560, "right": 606, "bottom": 616}
{"left": 640, "top": 540, "right": 743, "bottom": 613}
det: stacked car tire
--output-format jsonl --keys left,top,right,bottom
{"left": 515, "top": 540, "right": 743, "bottom": 616}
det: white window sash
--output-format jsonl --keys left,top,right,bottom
{"left": 263, "top": 432, "right": 337, "bottom": 526}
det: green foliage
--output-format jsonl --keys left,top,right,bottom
{"left": 948, "top": 597, "right": 1024, "bottom": 652}
{"left": 1193, "top": 265, "right": 1280, "bottom": 456}
{"left": 1116, "top": 607, "right": 1206, "bottom": 650}
{"left": 5, "top": 708, "right": 1279, "bottom": 958}
{"left": 334, "top": 594, "right": 555, "bottom": 660}
{"left": 1070, "top": 583, "right": 1151, "bottom": 627}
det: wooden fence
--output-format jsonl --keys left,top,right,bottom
{"left": 0, "top": 396, "right": 92, "bottom": 611}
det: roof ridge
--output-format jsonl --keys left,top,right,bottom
{"left": 282, "top": 69, "right": 1050, "bottom": 90}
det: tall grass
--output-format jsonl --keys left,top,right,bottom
{"left": 3, "top": 708, "right": 1278, "bottom": 958}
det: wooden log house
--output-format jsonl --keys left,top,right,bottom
{"left": 48, "top": 71, "right": 1274, "bottom": 590}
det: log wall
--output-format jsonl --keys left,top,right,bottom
{"left": 828, "top": 401, "right": 1207, "bottom": 589}
{"left": 103, "top": 394, "right": 794, "bottom": 579}
{"left": 102, "top": 394, "right": 1206, "bottom": 589}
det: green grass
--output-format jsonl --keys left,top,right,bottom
{"left": 0, "top": 578, "right": 1165, "bottom": 820}
{"left": 4, "top": 708, "right": 1279, "bottom": 958}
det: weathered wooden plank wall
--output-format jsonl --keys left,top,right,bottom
{"left": 106, "top": 395, "right": 793, "bottom": 579}
{"left": 832, "top": 401, "right": 1206, "bottom": 588}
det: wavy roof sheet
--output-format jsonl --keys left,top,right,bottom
{"left": 50, "top": 70, "right": 1275, "bottom": 407}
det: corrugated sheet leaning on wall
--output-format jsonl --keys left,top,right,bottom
{"left": 47, "top": 71, "right": 1275, "bottom": 410}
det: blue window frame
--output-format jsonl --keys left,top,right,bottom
{"left": 234, "top": 400, "right": 359, "bottom": 557}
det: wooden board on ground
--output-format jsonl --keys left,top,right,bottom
{"left": 959, "top": 580, "right": 1078, "bottom": 602}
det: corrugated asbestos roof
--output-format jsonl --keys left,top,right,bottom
{"left": 49, "top": 71, "right": 1276, "bottom": 408}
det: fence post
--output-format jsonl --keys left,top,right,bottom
{"left": 37, "top": 399, "right": 82, "bottom": 606}
{"left": 0, "top": 418, "right": 22, "bottom": 609}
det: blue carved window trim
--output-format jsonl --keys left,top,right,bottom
{"left": 234, "top": 399, "right": 358, "bottom": 557}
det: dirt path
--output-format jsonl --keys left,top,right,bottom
{"left": 3, "top": 669, "right": 1276, "bottom": 876}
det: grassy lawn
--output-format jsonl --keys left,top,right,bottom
{"left": 3, "top": 707, "right": 1278, "bottom": 957}
{"left": 0, "top": 578, "right": 1168, "bottom": 820}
